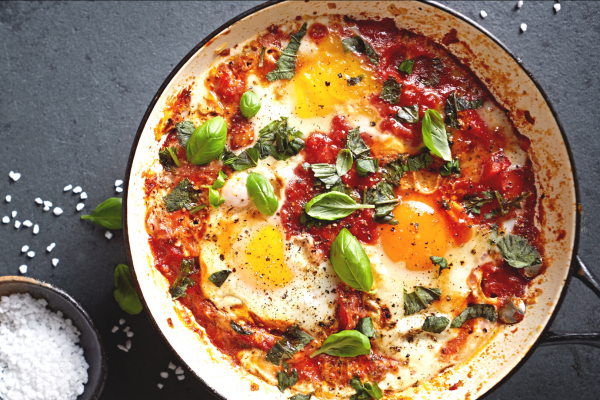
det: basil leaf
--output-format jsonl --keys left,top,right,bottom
{"left": 430, "top": 256, "right": 449, "bottom": 278}
{"left": 346, "top": 127, "right": 371, "bottom": 159}
{"left": 422, "top": 109, "right": 451, "bottom": 161}
{"left": 405, "top": 151, "right": 434, "bottom": 172}
{"left": 444, "top": 91, "right": 484, "bottom": 129}
{"left": 496, "top": 234, "right": 542, "bottom": 269}
{"left": 230, "top": 321, "right": 252, "bottom": 335}
{"left": 176, "top": 121, "right": 195, "bottom": 148}
{"left": 330, "top": 228, "right": 374, "bottom": 292}
{"left": 267, "top": 325, "right": 314, "bottom": 365}
{"left": 163, "top": 178, "right": 201, "bottom": 213}
{"left": 114, "top": 264, "right": 142, "bottom": 315}
{"left": 440, "top": 158, "right": 460, "bottom": 177}
{"left": 341, "top": 35, "right": 380, "bottom": 66}
{"left": 240, "top": 90, "right": 261, "bottom": 119}
{"left": 266, "top": 23, "right": 307, "bottom": 81}
{"left": 336, "top": 149, "right": 353, "bottom": 176}
{"left": 255, "top": 117, "right": 304, "bottom": 161}
{"left": 366, "top": 181, "right": 398, "bottom": 219}
{"left": 186, "top": 117, "right": 227, "bottom": 165}
{"left": 305, "top": 192, "right": 374, "bottom": 221}
{"left": 380, "top": 76, "right": 402, "bottom": 104}
{"left": 355, "top": 317, "right": 376, "bottom": 338}
{"left": 450, "top": 304, "right": 497, "bottom": 328}
{"left": 246, "top": 172, "right": 279, "bottom": 215}
{"left": 81, "top": 197, "right": 123, "bottom": 229}
{"left": 290, "top": 394, "right": 311, "bottom": 400}
{"left": 212, "top": 170, "right": 228, "bottom": 190}
{"left": 364, "top": 382, "right": 383, "bottom": 399}
{"left": 222, "top": 147, "right": 260, "bottom": 171}
{"left": 380, "top": 152, "right": 433, "bottom": 188}
{"left": 356, "top": 158, "right": 379, "bottom": 177}
{"left": 493, "top": 190, "right": 531, "bottom": 217}
{"left": 208, "top": 270, "right": 232, "bottom": 287}
{"left": 422, "top": 315, "right": 450, "bottom": 333}
{"left": 398, "top": 58, "right": 414, "bottom": 74}
{"left": 159, "top": 146, "right": 180, "bottom": 171}
{"left": 403, "top": 286, "right": 441, "bottom": 315}
{"left": 395, "top": 105, "right": 419, "bottom": 123}
{"left": 463, "top": 191, "right": 494, "bottom": 214}
{"left": 347, "top": 74, "right": 365, "bottom": 86}
{"left": 277, "top": 369, "right": 299, "bottom": 393}
{"left": 310, "top": 330, "right": 371, "bottom": 358}
{"left": 258, "top": 46, "right": 266, "bottom": 68}
{"left": 208, "top": 187, "right": 225, "bottom": 209}
{"left": 169, "top": 258, "right": 198, "bottom": 299}
{"left": 188, "top": 203, "right": 206, "bottom": 215}
{"left": 418, "top": 57, "right": 443, "bottom": 87}
{"left": 309, "top": 163, "right": 340, "bottom": 188}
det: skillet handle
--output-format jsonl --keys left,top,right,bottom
{"left": 539, "top": 256, "right": 600, "bottom": 348}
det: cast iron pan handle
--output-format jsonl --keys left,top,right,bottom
{"left": 540, "top": 256, "right": 600, "bottom": 348}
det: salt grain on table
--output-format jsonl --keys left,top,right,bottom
{"left": 157, "top": 383, "right": 164, "bottom": 389}
{"left": 72, "top": 186, "right": 82, "bottom": 194}
{"left": 127, "top": 331, "right": 134, "bottom": 338}
{"left": 0, "top": 293, "right": 89, "bottom": 400}
{"left": 175, "top": 366, "right": 184, "bottom": 375}
{"left": 52, "top": 258, "right": 59, "bottom": 267}
{"left": 64, "top": 184, "right": 73, "bottom": 192}
{"left": 23, "top": 220, "right": 33, "bottom": 228}
{"left": 35, "top": 197, "right": 43, "bottom": 204}
{"left": 18, "top": 265, "right": 27, "bottom": 274}
{"left": 80, "top": 192, "right": 88, "bottom": 200}
{"left": 160, "top": 372, "right": 169, "bottom": 379}
{"left": 8, "top": 171, "right": 21, "bottom": 182}
{"left": 43, "top": 201, "right": 52, "bottom": 208}
{"left": 115, "top": 186, "right": 123, "bottom": 193}
{"left": 33, "top": 224, "right": 40, "bottom": 234}
{"left": 520, "top": 23, "right": 527, "bottom": 32}
{"left": 554, "top": 3, "right": 561, "bottom": 12}
{"left": 27, "top": 251, "right": 35, "bottom": 258}
{"left": 168, "top": 362, "right": 176, "bottom": 370}
{"left": 47, "top": 243, "right": 56, "bottom": 252}
{"left": 21, "top": 245, "right": 29, "bottom": 253}
{"left": 119, "top": 318, "right": 126, "bottom": 325}
{"left": 53, "top": 207, "right": 63, "bottom": 216}
{"left": 177, "top": 375, "right": 185, "bottom": 381}
{"left": 5, "top": 195, "right": 11, "bottom": 203}
{"left": 117, "top": 344, "right": 128, "bottom": 352}
{"left": 115, "top": 180, "right": 123, "bottom": 187}
{"left": 480, "top": 10, "right": 487, "bottom": 18}
{"left": 2, "top": 216, "right": 9, "bottom": 224}
{"left": 14, "top": 220, "right": 21, "bottom": 229}
{"left": 105, "top": 231, "right": 113, "bottom": 240}
{"left": 11, "top": 211, "right": 17, "bottom": 218}
{"left": 76, "top": 203, "right": 85, "bottom": 211}
{"left": 111, "top": 326, "right": 119, "bottom": 333}
{"left": 125, "top": 340, "right": 132, "bottom": 350}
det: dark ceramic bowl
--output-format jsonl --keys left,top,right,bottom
{"left": 0, "top": 276, "right": 108, "bottom": 400}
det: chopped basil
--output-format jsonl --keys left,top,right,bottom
{"left": 222, "top": 147, "right": 260, "bottom": 171}
{"left": 207, "top": 187, "right": 225, "bottom": 209}
{"left": 444, "top": 91, "right": 484, "bottom": 129}
{"left": 341, "top": 35, "right": 380, "bottom": 66}
{"left": 346, "top": 126, "right": 372, "bottom": 159}
{"left": 212, "top": 170, "right": 228, "bottom": 190}
{"left": 366, "top": 181, "right": 398, "bottom": 224}
{"left": 240, "top": 91, "right": 261, "bottom": 119}
{"left": 176, "top": 120, "right": 195, "bottom": 149}
{"left": 379, "top": 151, "right": 432, "bottom": 188}
{"left": 230, "top": 321, "right": 252, "bottom": 335}
{"left": 163, "top": 178, "right": 201, "bottom": 213}
{"left": 277, "top": 369, "right": 299, "bottom": 393}
{"left": 169, "top": 258, "right": 198, "bottom": 299}
{"left": 355, "top": 317, "right": 376, "bottom": 338}
{"left": 159, "top": 147, "right": 180, "bottom": 171}
{"left": 208, "top": 270, "right": 232, "bottom": 287}
{"left": 356, "top": 158, "right": 379, "bottom": 177}
{"left": 430, "top": 256, "right": 449, "bottom": 278}
{"left": 336, "top": 149, "right": 353, "bottom": 176}
{"left": 403, "top": 286, "right": 442, "bottom": 315}
{"left": 266, "top": 23, "right": 307, "bottom": 81}
{"left": 186, "top": 117, "right": 227, "bottom": 165}
{"left": 347, "top": 74, "right": 365, "bottom": 86}
{"left": 398, "top": 58, "right": 414, "bottom": 74}
{"left": 290, "top": 394, "right": 312, "bottom": 400}
{"left": 440, "top": 158, "right": 461, "bottom": 177}
{"left": 422, "top": 109, "right": 451, "bottom": 161}
{"left": 266, "top": 325, "right": 314, "bottom": 365}
{"left": 380, "top": 76, "right": 402, "bottom": 104}
{"left": 299, "top": 211, "right": 328, "bottom": 229}
{"left": 247, "top": 172, "right": 279, "bottom": 216}
{"left": 463, "top": 191, "right": 494, "bottom": 214}
{"left": 418, "top": 57, "right": 443, "bottom": 87}
{"left": 81, "top": 197, "right": 123, "bottom": 229}
{"left": 113, "top": 264, "right": 143, "bottom": 315}
{"left": 305, "top": 192, "right": 374, "bottom": 221}
{"left": 492, "top": 191, "right": 531, "bottom": 217}
{"left": 308, "top": 163, "right": 340, "bottom": 188}
{"left": 450, "top": 304, "right": 497, "bottom": 328}
{"left": 310, "top": 330, "right": 371, "bottom": 358}
{"left": 422, "top": 315, "right": 450, "bottom": 333}
{"left": 349, "top": 376, "right": 383, "bottom": 399}
{"left": 395, "top": 105, "right": 419, "bottom": 124}
{"left": 496, "top": 234, "right": 542, "bottom": 269}
{"left": 254, "top": 117, "right": 304, "bottom": 161}
{"left": 258, "top": 46, "right": 266, "bottom": 68}
{"left": 330, "top": 228, "right": 374, "bottom": 293}
{"left": 188, "top": 204, "right": 206, "bottom": 215}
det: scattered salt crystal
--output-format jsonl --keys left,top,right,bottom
{"left": 2, "top": 216, "right": 9, "bottom": 223}
{"left": 123, "top": 326, "right": 130, "bottom": 333}
{"left": 22, "top": 220, "right": 32, "bottom": 228}
{"left": 43, "top": 206, "right": 50, "bottom": 212}
{"left": 76, "top": 203, "right": 85, "bottom": 211}
{"left": 9, "top": 171, "right": 21, "bottom": 181}
{"left": 177, "top": 375, "right": 185, "bottom": 381}
{"left": 117, "top": 344, "right": 129, "bottom": 352}
{"left": 21, "top": 245, "right": 29, "bottom": 253}
{"left": 157, "top": 383, "right": 164, "bottom": 389}
{"left": 73, "top": 186, "right": 82, "bottom": 194}
{"left": 33, "top": 224, "right": 39, "bottom": 234}
{"left": 5, "top": 195, "right": 11, "bottom": 203}
{"left": 119, "top": 318, "right": 126, "bottom": 325}
{"left": 64, "top": 184, "right": 73, "bottom": 191}
{"left": 175, "top": 367, "right": 184, "bottom": 375}
{"left": 14, "top": 220, "right": 21, "bottom": 229}
{"left": 160, "top": 372, "right": 169, "bottom": 379}
{"left": 480, "top": 10, "right": 487, "bottom": 18}
{"left": 112, "top": 326, "right": 119, "bottom": 333}
{"left": 27, "top": 251, "right": 35, "bottom": 258}
{"left": 127, "top": 331, "right": 134, "bottom": 338}
{"left": 115, "top": 179, "right": 123, "bottom": 187}
{"left": 116, "top": 186, "right": 123, "bottom": 193}
{"left": 80, "top": 192, "right": 88, "bottom": 200}
{"left": 554, "top": 3, "right": 560, "bottom": 12}
{"left": 168, "top": 362, "right": 177, "bottom": 370}
{"left": 105, "top": 231, "right": 113, "bottom": 240}
{"left": 11, "top": 211, "right": 17, "bottom": 218}
{"left": 35, "top": 197, "right": 43, "bottom": 204}
{"left": 520, "top": 23, "right": 527, "bottom": 32}
{"left": 53, "top": 207, "right": 63, "bottom": 216}
{"left": 52, "top": 258, "right": 59, "bottom": 267}
{"left": 125, "top": 340, "right": 132, "bottom": 350}
{"left": 43, "top": 200, "right": 52, "bottom": 208}
{"left": 18, "top": 265, "right": 27, "bottom": 274}
{"left": 47, "top": 243, "right": 56, "bottom": 252}
{"left": 517, "top": 0, "right": 523, "bottom": 9}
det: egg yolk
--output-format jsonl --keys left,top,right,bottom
{"left": 381, "top": 200, "right": 449, "bottom": 270}
{"left": 243, "top": 226, "right": 292, "bottom": 288}
{"left": 292, "top": 34, "right": 380, "bottom": 118}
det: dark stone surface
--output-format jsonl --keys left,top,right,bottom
{"left": 0, "top": 1, "right": 597, "bottom": 399}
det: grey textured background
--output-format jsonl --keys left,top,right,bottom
{"left": 0, "top": 1, "right": 598, "bottom": 399}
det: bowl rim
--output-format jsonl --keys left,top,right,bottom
{"left": 121, "top": 1, "right": 582, "bottom": 399}
{"left": 0, "top": 275, "right": 109, "bottom": 400}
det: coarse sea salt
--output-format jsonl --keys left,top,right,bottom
{"left": 47, "top": 243, "right": 56, "bottom": 252}
{"left": 33, "top": 224, "right": 40, "bottom": 234}
{"left": 22, "top": 220, "right": 33, "bottom": 228}
{"left": 18, "top": 265, "right": 27, "bottom": 274}
{"left": 72, "top": 186, "right": 82, "bottom": 194}
{"left": 2, "top": 216, "right": 9, "bottom": 224}
{"left": 14, "top": 220, "right": 21, "bottom": 229}
{"left": 168, "top": 362, "right": 176, "bottom": 370}
{"left": 52, "top": 258, "right": 59, "bottom": 267}
{"left": 115, "top": 186, "right": 123, "bottom": 193}
{"left": 76, "top": 203, "right": 85, "bottom": 212}
{"left": 105, "top": 231, "right": 113, "bottom": 240}
{"left": 53, "top": 207, "right": 63, "bottom": 216}
{"left": 115, "top": 180, "right": 123, "bottom": 187}
{"left": 11, "top": 211, "right": 17, "bottom": 218}
{"left": 0, "top": 293, "right": 89, "bottom": 400}
{"left": 80, "top": 192, "right": 88, "bottom": 200}
{"left": 64, "top": 184, "right": 73, "bottom": 192}
{"left": 8, "top": 171, "right": 21, "bottom": 182}
{"left": 35, "top": 197, "right": 43, "bottom": 205}
{"left": 480, "top": 10, "right": 487, "bottom": 18}
{"left": 520, "top": 23, "right": 527, "bottom": 32}
{"left": 5, "top": 195, "right": 11, "bottom": 203}
{"left": 21, "top": 245, "right": 29, "bottom": 253}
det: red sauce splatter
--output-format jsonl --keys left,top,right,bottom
{"left": 308, "top": 23, "right": 329, "bottom": 40}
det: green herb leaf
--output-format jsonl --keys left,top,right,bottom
{"left": 403, "top": 286, "right": 442, "bottom": 315}
{"left": 267, "top": 325, "right": 314, "bottom": 365}
{"left": 444, "top": 91, "right": 484, "bottom": 129}
{"left": 277, "top": 369, "right": 299, "bottom": 393}
{"left": 356, "top": 158, "right": 379, "bottom": 177}
{"left": 440, "top": 158, "right": 460, "bottom": 177}
{"left": 259, "top": 46, "right": 266, "bottom": 68}
{"left": 222, "top": 148, "right": 260, "bottom": 171}
{"left": 114, "top": 264, "right": 143, "bottom": 315}
{"left": 463, "top": 191, "right": 494, "bottom": 214}
{"left": 188, "top": 203, "right": 207, "bottom": 215}
{"left": 450, "top": 304, "right": 497, "bottom": 328}
{"left": 186, "top": 117, "right": 227, "bottom": 165}
{"left": 309, "top": 163, "right": 340, "bottom": 188}
{"left": 398, "top": 58, "right": 414, "bottom": 74}
{"left": 347, "top": 74, "right": 365, "bottom": 86}
{"left": 430, "top": 256, "right": 449, "bottom": 278}
{"left": 208, "top": 187, "right": 225, "bottom": 209}
{"left": 176, "top": 121, "right": 195, "bottom": 148}
{"left": 81, "top": 197, "right": 123, "bottom": 229}
{"left": 212, "top": 170, "right": 228, "bottom": 190}
{"left": 163, "top": 178, "right": 201, "bottom": 213}
{"left": 422, "top": 315, "right": 450, "bottom": 333}
{"left": 255, "top": 117, "right": 304, "bottom": 161}
{"left": 266, "top": 23, "right": 307, "bottom": 81}
{"left": 310, "top": 330, "right": 371, "bottom": 358}
{"left": 306, "top": 192, "right": 374, "bottom": 221}
{"left": 230, "top": 321, "right": 253, "bottom": 335}
{"left": 380, "top": 76, "right": 402, "bottom": 104}
{"left": 240, "top": 91, "right": 261, "bottom": 119}
{"left": 246, "top": 172, "right": 279, "bottom": 215}
{"left": 341, "top": 35, "right": 380, "bottom": 66}
{"left": 330, "top": 228, "right": 374, "bottom": 292}
{"left": 366, "top": 181, "right": 398, "bottom": 220}
{"left": 418, "top": 57, "right": 443, "bottom": 87}
{"left": 496, "top": 234, "right": 542, "bottom": 269}
{"left": 336, "top": 149, "right": 353, "bottom": 176}
{"left": 395, "top": 105, "right": 419, "bottom": 124}
{"left": 493, "top": 191, "right": 531, "bottom": 217}
{"left": 355, "top": 317, "right": 376, "bottom": 338}
{"left": 290, "top": 394, "right": 312, "bottom": 400}
{"left": 364, "top": 382, "right": 383, "bottom": 399}
{"left": 405, "top": 151, "right": 434, "bottom": 172}
{"left": 422, "top": 109, "right": 451, "bottom": 161}
{"left": 159, "top": 146, "right": 180, "bottom": 171}
{"left": 346, "top": 127, "right": 371, "bottom": 159}
{"left": 208, "top": 270, "right": 232, "bottom": 287}
{"left": 169, "top": 258, "right": 198, "bottom": 299}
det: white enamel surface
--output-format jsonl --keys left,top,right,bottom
{"left": 126, "top": 2, "right": 577, "bottom": 400}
